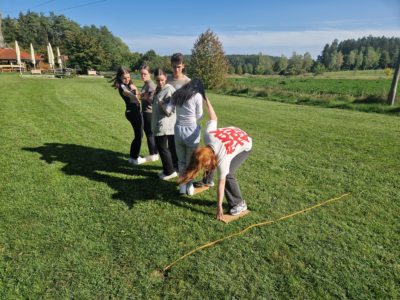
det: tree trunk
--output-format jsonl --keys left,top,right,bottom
{"left": 387, "top": 50, "right": 400, "bottom": 106}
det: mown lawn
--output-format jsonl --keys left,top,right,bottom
{"left": 0, "top": 74, "right": 399, "bottom": 299}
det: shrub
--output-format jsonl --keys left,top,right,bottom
{"left": 383, "top": 68, "right": 392, "bottom": 76}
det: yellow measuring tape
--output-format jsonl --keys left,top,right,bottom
{"left": 164, "top": 192, "right": 351, "bottom": 272}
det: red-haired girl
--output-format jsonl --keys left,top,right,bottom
{"left": 178, "top": 99, "right": 252, "bottom": 220}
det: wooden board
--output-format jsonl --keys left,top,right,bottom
{"left": 192, "top": 185, "right": 210, "bottom": 195}
{"left": 221, "top": 210, "right": 250, "bottom": 224}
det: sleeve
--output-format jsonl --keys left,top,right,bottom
{"left": 165, "top": 101, "right": 175, "bottom": 114}
{"left": 148, "top": 83, "right": 156, "bottom": 102}
{"left": 204, "top": 120, "right": 217, "bottom": 133}
{"left": 162, "top": 86, "right": 175, "bottom": 103}
{"left": 120, "top": 83, "right": 127, "bottom": 91}
{"left": 195, "top": 93, "right": 203, "bottom": 121}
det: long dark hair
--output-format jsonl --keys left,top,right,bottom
{"left": 171, "top": 78, "right": 205, "bottom": 107}
{"left": 109, "top": 66, "right": 132, "bottom": 89}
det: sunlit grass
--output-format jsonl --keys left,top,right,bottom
{"left": 0, "top": 75, "right": 399, "bottom": 299}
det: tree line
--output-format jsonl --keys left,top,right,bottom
{"left": 1, "top": 11, "right": 172, "bottom": 72}
{"left": 225, "top": 36, "right": 400, "bottom": 76}
{"left": 318, "top": 36, "right": 400, "bottom": 71}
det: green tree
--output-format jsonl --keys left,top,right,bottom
{"left": 242, "top": 64, "right": 248, "bottom": 74}
{"left": 273, "top": 60, "right": 282, "bottom": 73}
{"left": 312, "top": 61, "right": 325, "bottom": 76}
{"left": 254, "top": 65, "right": 264, "bottom": 75}
{"left": 287, "top": 51, "right": 303, "bottom": 73}
{"left": 349, "top": 50, "right": 356, "bottom": 69}
{"left": 280, "top": 54, "right": 289, "bottom": 70}
{"left": 247, "top": 63, "right": 253, "bottom": 74}
{"left": 336, "top": 51, "right": 344, "bottom": 70}
{"left": 379, "top": 50, "right": 391, "bottom": 69}
{"left": 236, "top": 65, "right": 243, "bottom": 75}
{"left": 189, "top": 29, "right": 229, "bottom": 89}
{"left": 365, "top": 47, "right": 380, "bottom": 69}
{"left": 355, "top": 51, "right": 363, "bottom": 69}
{"left": 303, "top": 52, "right": 313, "bottom": 71}
{"left": 65, "top": 31, "right": 111, "bottom": 71}
{"left": 255, "top": 52, "right": 265, "bottom": 68}
{"left": 228, "top": 65, "right": 235, "bottom": 74}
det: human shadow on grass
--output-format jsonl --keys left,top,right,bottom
{"left": 23, "top": 143, "right": 215, "bottom": 214}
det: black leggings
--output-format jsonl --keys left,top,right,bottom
{"left": 125, "top": 108, "right": 143, "bottom": 159}
{"left": 155, "top": 135, "right": 178, "bottom": 176}
{"left": 142, "top": 112, "right": 158, "bottom": 155}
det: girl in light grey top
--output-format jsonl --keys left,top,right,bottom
{"left": 151, "top": 83, "right": 176, "bottom": 136}
{"left": 165, "top": 78, "right": 205, "bottom": 195}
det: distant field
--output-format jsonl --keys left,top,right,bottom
{"left": 228, "top": 77, "right": 392, "bottom": 97}
{"left": 229, "top": 69, "right": 394, "bottom": 80}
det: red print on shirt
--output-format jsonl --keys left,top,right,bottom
{"left": 210, "top": 127, "right": 249, "bottom": 154}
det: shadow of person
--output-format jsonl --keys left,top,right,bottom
{"left": 22, "top": 143, "right": 214, "bottom": 214}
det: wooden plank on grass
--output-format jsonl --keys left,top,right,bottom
{"left": 192, "top": 185, "right": 210, "bottom": 195}
{"left": 221, "top": 210, "right": 250, "bottom": 224}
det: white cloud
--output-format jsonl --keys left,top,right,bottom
{"left": 124, "top": 29, "right": 400, "bottom": 56}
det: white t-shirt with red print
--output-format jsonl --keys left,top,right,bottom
{"left": 203, "top": 120, "right": 252, "bottom": 180}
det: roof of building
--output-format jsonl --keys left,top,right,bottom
{"left": 0, "top": 49, "right": 44, "bottom": 61}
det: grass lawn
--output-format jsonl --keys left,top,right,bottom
{"left": 0, "top": 75, "right": 399, "bottom": 299}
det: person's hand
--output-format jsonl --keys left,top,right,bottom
{"left": 129, "top": 83, "right": 137, "bottom": 91}
{"left": 142, "top": 93, "right": 149, "bottom": 100}
{"left": 216, "top": 206, "right": 224, "bottom": 221}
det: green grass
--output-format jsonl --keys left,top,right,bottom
{"left": 0, "top": 74, "right": 399, "bottom": 299}
{"left": 227, "top": 78, "right": 392, "bottom": 97}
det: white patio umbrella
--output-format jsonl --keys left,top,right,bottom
{"left": 30, "top": 43, "right": 36, "bottom": 70}
{"left": 47, "top": 44, "right": 54, "bottom": 70}
{"left": 15, "top": 40, "right": 22, "bottom": 75}
{"left": 57, "top": 47, "right": 62, "bottom": 69}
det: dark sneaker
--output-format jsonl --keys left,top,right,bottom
{"left": 230, "top": 201, "right": 247, "bottom": 215}
{"left": 193, "top": 180, "right": 215, "bottom": 188}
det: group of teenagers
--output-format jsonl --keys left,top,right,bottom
{"left": 110, "top": 53, "right": 253, "bottom": 220}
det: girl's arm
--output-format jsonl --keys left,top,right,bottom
{"left": 122, "top": 90, "right": 141, "bottom": 105}
{"left": 216, "top": 178, "right": 226, "bottom": 220}
{"left": 159, "top": 88, "right": 174, "bottom": 115}
{"left": 204, "top": 97, "right": 217, "bottom": 122}
{"left": 159, "top": 100, "right": 170, "bottom": 115}
{"left": 140, "top": 92, "right": 154, "bottom": 104}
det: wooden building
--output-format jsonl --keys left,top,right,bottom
{"left": 0, "top": 48, "right": 45, "bottom": 72}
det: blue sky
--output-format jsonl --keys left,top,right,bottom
{"left": 1, "top": 0, "right": 399, "bottom": 59}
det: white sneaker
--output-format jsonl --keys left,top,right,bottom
{"left": 186, "top": 184, "right": 194, "bottom": 196}
{"left": 230, "top": 201, "right": 247, "bottom": 215}
{"left": 145, "top": 154, "right": 159, "bottom": 161}
{"left": 129, "top": 157, "right": 146, "bottom": 165}
{"left": 160, "top": 172, "right": 178, "bottom": 180}
{"left": 179, "top": 184, "right": 187, "bottom": 194}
